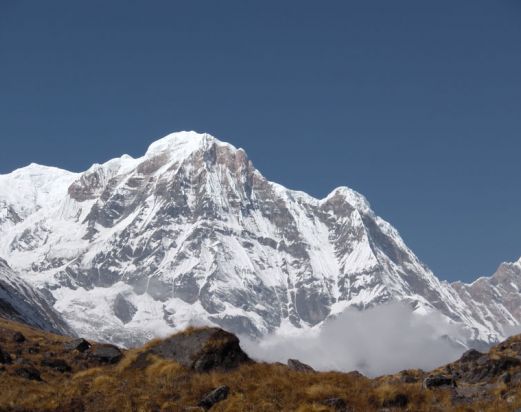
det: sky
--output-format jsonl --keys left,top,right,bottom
{"left": 0, "top": 1, "right": 520, "bottom": 282}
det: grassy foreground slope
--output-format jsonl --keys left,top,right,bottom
{"left": 0, "top": 318, "right": 520, "bottom": 411}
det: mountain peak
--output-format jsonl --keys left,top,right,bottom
{"left": 324, "top": 186, "right": 372, "bottom": 213}
{"left": 144, "top": 131, "right": 238, "bottom": 160}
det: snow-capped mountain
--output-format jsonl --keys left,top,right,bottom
{"left": 452, "top": 259, "right": 521, "bottom": 338}
{"left": 0, "top": 131, "right": 518, "bottom": 347}
{"left": 0, "top": 257, "right": 71, "bottom": 334}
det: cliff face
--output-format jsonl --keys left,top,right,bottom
{"left": 0, "top": 258, "right": 70, "bottom": 334}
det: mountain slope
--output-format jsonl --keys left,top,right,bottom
{"left": 0, "top": 258, "right": 71, "bottom": 334}
{"left": 0, "top": 318, "right": 520, "bottom": 411}
{"left": 452, "top": 259, "right": 521, "bottom": 340}
{"left": 0, "top": 131, "right": 518, "bottom": 346}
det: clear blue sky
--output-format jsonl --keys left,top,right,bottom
{"left": 1, "top": 1, "right": 520, "bottom": 282}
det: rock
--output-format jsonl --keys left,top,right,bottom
{"left": 459, "top": 349, "right": 483, "bottom": 363}
{"left": 41, "top": 358, "right": 71, "bottom": 373}
{"left": 345, "top": 370, "right": 365, "bottom": 379}
{"left": 198, "top": 385, "right": 229, "bottom": 410}
{"left": 287, "top": 358, "right": 315, "bottom": 373}
{"left": 500, "top": 372, "right": 511, "bottom": 384}
{"left": 27, "top": 345, "right": 40, "bottom": 354}
{"left": 113, "top": 293, "right": 137, "bottom": 324}
{"left": 12, "top": 331, "right": 26, "bottom": 343}
{"left": 14, "top": 366, "right": 42, "bottom": 381}
{"left": 90, "top": 344, "right": 123, "bottom": 364}
{"left": 382, "top": 393, "right": 408, "bottom": 408}
{"left": 54, "top": 398, "right": 86, "bottom": 412}
{"left": 423, "top": 375, "right": 454, "bottom": 389}
{"left": 14, "top": 358, "right": 32, "bottom": 366}
{"left": 64, "top": 338, "right": 91, "bottom": 352}
{"left": 510, "top": 342, "right": 521, "bottom": 354}
{"left": 399, "top": 371, "right": 419, "bottom": 383}
{"left": 461, "top": 356, "right": 521, "bottom": 383}
{"left": 511, "top": 371, "right": 521, "bottom": 385}
{"left": 140, "top": 328, "right": 251, "bottom": 372}
{"left": 0, "top": 346, "right": 12, "bottom": 364}
{"left": 320, "top": 397, "right": 349, "bottom": 411}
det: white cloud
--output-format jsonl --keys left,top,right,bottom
{"left": 240, "top": 303, "right": 469, "bottom": 376}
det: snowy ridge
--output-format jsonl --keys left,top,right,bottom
{"left": 0, "top": 131, "right": 519, "bottom": 346}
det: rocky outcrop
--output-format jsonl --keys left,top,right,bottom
{"left": 138, "top": 327, "right": 251, "bottom": 372}
{"left": 287, "top": 358, "right": 315, "bottom": 373}
{"left": 90, "top": 344, "right": 123, "bottom": 364}
{"left": 63, "top": 338, "right": 91, "bottom": 352}
{"left": 423, "top": 375, "right": 455, "bottom": 389}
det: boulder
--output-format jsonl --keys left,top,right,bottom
{"left": 459, "top": 349, "right": 483, "bottom": 363}
{"left": 460, "top": 356, "right": 521, "bottom": 383}
{"left": 14, "top": 366, "right": 41, "bottom": 381}
{"left": 140, "top": 328, "right": 251, "bottom": 372}
{"left": 382, "top": 393, "right": 408, "bottom": 408}
{"left": 90, "top": 344, "right": 123, "bottom": 364}
{"left": 198, "top": 385, "right": 229, "bottom": 410}
{"left": 511, "top": 371, "right": 521, "bottom": 385}
{"left": 423, "top": 375, "right": 454, "bottom": 389}
{"left": 320, "top": 398, "right": 349, "bottom": 411}
{"left": 287, "top": 358, "right": 315, "bottom": 373}
{"left": 64, "top": 338, "right": 91, "bottom": 352}
{"left": 0, "top": 346, "right": 12, "bottom": 364}
{"left": 500, "top": 371, "right": 511, "bottom": 383}
{"left": 27, "top": 345, "right": 40, "bottom": 354}
{"left": 41, "top": 358, "right": 72, "bottom": 373}
{"left": 12, "top": 331, "right": 26, "bottom": 343}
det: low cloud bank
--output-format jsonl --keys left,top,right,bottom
{"left": 241, "top": 303, "right": 469, "bottom": 377}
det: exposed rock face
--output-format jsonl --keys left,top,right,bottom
{"left": 140, "top": 327, "right": 251, "bottom": 372}
{"left": 0, "top": 258, "right": 71, "bottom": 335}
{"left": 113, "top": 294, "right": 137, "bottom": 324}
{"left": 0, "top": 131, "right": 519, "bottom": 347}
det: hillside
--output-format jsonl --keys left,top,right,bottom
{"left": 0, "top": 318, "right": 520, "bottom": 411}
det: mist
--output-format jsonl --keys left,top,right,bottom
{"left": 241, "top": 303, "right": 469, "bottom": 377}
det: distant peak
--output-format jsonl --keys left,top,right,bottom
{"left": 6, "top": 162, "right": 74, "bottom": 177}
{"left": 324, "top": 186, "right": 372, "bottom": 212}
{"left": 145, "top": 131, "right": 224, "bottom": 156}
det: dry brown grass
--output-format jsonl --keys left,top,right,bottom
{"left": 0, "top": 318, "right": 520, "bottom": 411}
